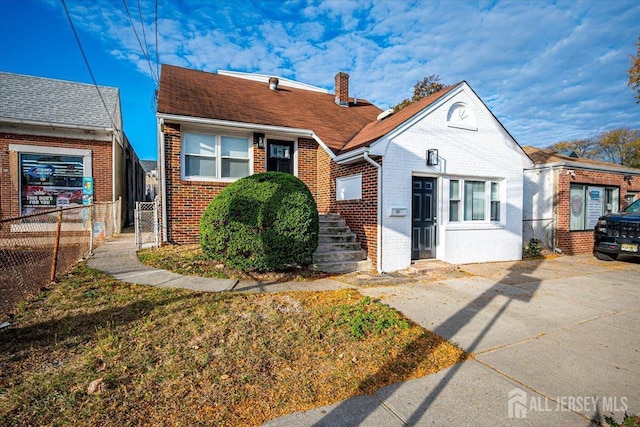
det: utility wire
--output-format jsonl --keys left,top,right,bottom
{"left": 137, "top": 0, "right": 150, "bottom": 69}
{"left": 61, "top": 0, "right": 119, "bottom": 136}
{"left": 122, "top": 0, "right": 158, "bottom": 85}
{"left": 155, "top": 0, "right": 159, "bottom": 80}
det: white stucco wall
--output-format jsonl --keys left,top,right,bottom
{"left": 373, "top": 85, "right": 531, "bottom": 271}
{"left": 523, "top": 168, "right": 555, "bottom": 248}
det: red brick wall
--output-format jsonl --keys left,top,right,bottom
{"left": 317, "top": 148, "right": 332, "bottom": 213}
{"left": 556, "top": 168, "right": 640, "bottom": 254}
{"left": 330, "top": 158, "right": 380, "bottom": 269}
{"left": 0, "top": 133, "right": 112, "bottom": 220}
{"left": 163, "top": 124, "right": 320, "bottom": 244}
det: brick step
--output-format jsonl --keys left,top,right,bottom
{"left": 318, "top": 234, "right": 357, "bottom": 243}
{"left": 311, "top": 259, "right": 372, "bottom": 273}
{"left": 313, "top": 249, "right": 367, "bottom": 263}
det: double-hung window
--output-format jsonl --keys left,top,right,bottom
{"left": 183, "top": 131, "right": 250, "bottom": 180}
{"left": 449, "top": 179, "right": 501, "bottom": 222}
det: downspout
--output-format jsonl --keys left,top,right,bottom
{"left": 159, "top": 118, "right": 168, "bottom": 243}
{"left": 363, "top": 152, "right": 383, "bottom": 273}
{"left": 112, "top": 133, "right": 117, "bottom": 203}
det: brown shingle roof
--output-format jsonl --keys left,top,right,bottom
{"left": 157, "top": 64, "right": 382, "bottom": 154}
{"left": 340, "top": 83, "right": 462, "bottom": 153}
{"left": 523, "top": 146, "right": 640, "bottom": 172}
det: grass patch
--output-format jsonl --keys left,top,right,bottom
{"left": 0, "top": 263, "right": 468, "bottom": 426}
{"left": 138, "top": 244, "right": 329, "bottom": 282}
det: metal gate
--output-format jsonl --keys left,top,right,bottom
{"left": 135, "top": 197, "right": 160, "bottom": 249}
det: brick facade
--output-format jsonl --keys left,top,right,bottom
{"left": 330, "top": 158, "right": 380, "bottom": 270}
{"left": 555, "top": 168, "right": 640, "bottom": 255}
{"left": 0, "top": 133, "right": 112, "bottom": 220}
{"left": 162, "top": 124, "right": 321, "bottom": 244}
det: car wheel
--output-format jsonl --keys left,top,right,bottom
{"left": 594, "top": 251, "right": 618, "bottom": 261}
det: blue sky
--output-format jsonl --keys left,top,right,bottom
{"left": 1, "top": 0, "right": 639, "bottom": 161}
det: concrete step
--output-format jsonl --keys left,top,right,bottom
{"left": 319, "top": 213, "right": 342, "bottom": 221}
{"left": 311, "top": 259, "right": 372, "bottom": 273}
{"left": 318, "top": 217, "right": 346, "bottom": 227}
{"left": 318, "top": 234, "right": 356, "bottom": 243}
{"left": 316, "top": 242, "right": 362, "bottom": 252}
{"left": 313, "top": 249, "right": 367, "bottom": 263}
{"left": 319, "top": 225, "right": 350, "bottom": 234}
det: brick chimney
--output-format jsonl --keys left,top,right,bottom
{"left": 335, "top": 72, "right": 349, "bottom": 106}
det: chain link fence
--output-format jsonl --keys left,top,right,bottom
{"left": 1, "top": 200, "right": 121, "bottom": 318}
{"left": 135, "top": 197, "right": 160, "bottom": 249}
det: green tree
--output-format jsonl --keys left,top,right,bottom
{"left": 598, "top": 128, "right": 640, "bottom": 168}
{"left": 629, "top": 36, "right": 640, "bottom": 103}
{"left": 547, "top": 128, "right": 640, "bottom": 168}
{"left": 392, "top": 74, "right": 445, "bottom": 112}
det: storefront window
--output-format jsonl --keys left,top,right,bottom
{"left": 569, "top": 184, "right": 619, "bottom": 231}
{"left": 20, "top": 153, "right": 85, "bottom": 215}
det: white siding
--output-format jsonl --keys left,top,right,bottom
{"left": 375, "top": 85, "right": 529, "bottom": 271}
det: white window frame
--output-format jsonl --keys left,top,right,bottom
{"left": 181, "top": 129, "right": 252, "bottom": 182}
{"left": 448, "top": 178, "right": 503, "bottom": 224}
{"left": 336, "top": 173, "right": 362, "bottom": 201}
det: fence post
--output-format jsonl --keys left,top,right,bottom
{"left": 89, "top": 204, "right": 94, "bottom": 255}
{"left": 134, "top": 201, "right": 140, "bottom": 250}
{"left": 50, "top": 209, "right": 62, "bottom": 283}
{"left": 154, "top": 196, "right": 160, "bottom": 248}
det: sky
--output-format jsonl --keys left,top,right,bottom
{"left": 1, "top": 0, "right": 639, "bottom": 161}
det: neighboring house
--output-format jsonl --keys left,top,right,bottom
{"left": 0, "top": 72, "right": 144, "bottom": 225}
{"left": 523, "top": 146, "right": 640, "bottom": 254}
{"left": 157, "top": 65, "right": 532, "bottom": 272}
{"left": 140, "top": 160, "right": 158, "bottom": 201}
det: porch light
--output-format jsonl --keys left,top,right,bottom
{"left": 255, "top": 132, "right": 265, "bottom": 149}
{"left": 427, "top": 149, "right": 439, "bottom": 166}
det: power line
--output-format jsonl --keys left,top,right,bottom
{"left": 61, "top": 0, "right": 119, "bottom": 136}
{"left": 121, "top": 0, "right": 158, "bottom": 86}
{"left": 137, "top": 0, "right": 150, "bottom": 71}
{"left": 155, "top": 0, "right": 159, "bottom": 80}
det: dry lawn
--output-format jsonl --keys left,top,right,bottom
{"left": 0, "top": 263, "right": 468, "bottom": 426}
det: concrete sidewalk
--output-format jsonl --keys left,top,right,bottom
{"left": 266, "top": 255, "right": 640, "bottom": 426}
{"left": 87, "top": 232, "right": 238, "bottom": 292}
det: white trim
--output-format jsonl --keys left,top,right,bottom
{"left": 157, "top": 113, "right": 336, "bottom": 159}
{"left": 363, "top": 152, "right": 383, "bottom": 274}
{"left": 9, "top": 144, "right": 92, "bottom": 176}
{"left": 217, "top": 70, "right": 329, "bottom": 93}
{"left": 526, "top": 161, "right": 640, "bottom": 176}
{"left": 334, "top": 146, "right": 370, "bottom": 164}
{"left": 0, "top": 116, "right": 113, "bottom": 133}
{"left": 159, "top": 118, "right": 168, "bottom": 243}
{"left": 180, "top": 128, "right": 253, "bottom": 182}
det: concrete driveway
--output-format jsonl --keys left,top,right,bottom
{"left": 266, "top": 255, "right": 639, "bottom": 426}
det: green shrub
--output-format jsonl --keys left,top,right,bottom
{"left": 524, "top": 238, "right": 542, "bottom": 257}
{"left": 199, "top": 172, "right": 319, "bottom": 272}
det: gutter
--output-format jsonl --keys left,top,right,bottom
{"left": 157, "top": 113, "right": 336, "bottom": 160}
{"left": 336, "top": 149, "right": 383, "bottom": 273}
{"left": 159, "top": 117, "right": 168, "bottom": 243}
{"left": 0, "top": 117, "right": 113, "bottom": 133}
{"left": 527, "top": 161, "right": 640, "bottom": 176}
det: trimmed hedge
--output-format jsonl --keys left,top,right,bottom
{"left": 199, "top": 172, "right": 319, "bottom": 272}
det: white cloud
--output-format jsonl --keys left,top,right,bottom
{"left": 58, "top": 0, "right": 640, "bottom": 147}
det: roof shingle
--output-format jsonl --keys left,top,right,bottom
{"left": 157, "top": 65, "right": 381, "bottom": 154}
{"left": 0, "top": 72, "right": 120, "bottom": 130}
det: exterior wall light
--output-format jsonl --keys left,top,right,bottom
{"left": 427, "top": 149, "right": 439, "bottom": 166}
{"left": 255, "top": 133, "right": 265, "bottom": 149}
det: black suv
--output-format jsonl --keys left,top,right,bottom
{"left": 594, "top": 198, "right": 640, "bottom": 261}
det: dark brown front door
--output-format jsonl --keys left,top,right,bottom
{"left": 267, "top": 140, "right": 293, "bottom": 174}
{"left": 412, "top": 177, "right": 436, "bottom": 259}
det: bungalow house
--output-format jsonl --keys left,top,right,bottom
{"left": 157, "top": 65, "right": 532, "bottom": 272}
{"left": 0, "top": 72, "right": 145, "bottom": 226}
{"left": 523, "top": 146, "right": 640, "bottom": 254}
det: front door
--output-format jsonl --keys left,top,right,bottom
{"left": 267, "top": 140, "right": 294, "bottom": 174}
{"left": 412, "top": 177, "right": 437, "bottom": 259}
